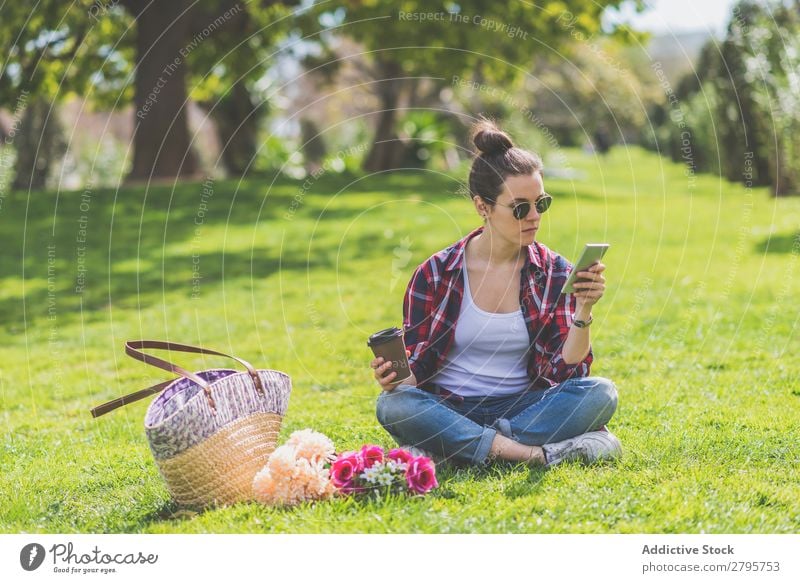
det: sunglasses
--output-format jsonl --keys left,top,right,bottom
{"left": 496, "top": 194, "right": 553, "bottom": 219}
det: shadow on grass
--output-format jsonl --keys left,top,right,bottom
{"left": 430, "top": 459, "right": 550, "bottom": 500}
{"left": 4, "top": 168, "right": 610, "bottom": 333}
{"left": 129, "top": 459, "right": 548, "bottom": 531}
{"left": 0, "top": 247, "right": 327, "bottom": 331}
{"left": 1, "top": 221, "right": 418, "bottom": 332}
{"left": 133, "top": 498, "right": 264, "bottom": 530}
{"left": 756, "top": 230, "right": 800, "bottom": 254}
{"left": 139, "top": 500, "right": 186, "bottom": 523}
{"left": 1, "top": 174, "right": 459, "bottom": 332}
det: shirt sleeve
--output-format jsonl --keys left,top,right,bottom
{"left": 541, "top": 290, "right": 593, "bottom": 382}
{"left": 402, "top": 262, "right": 437, "bottom": 386}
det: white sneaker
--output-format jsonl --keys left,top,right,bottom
{"left": 542, "top": 431, "right": 622, "bottom": 468}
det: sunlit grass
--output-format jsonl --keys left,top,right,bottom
{"left": 1, "top": 146, "right": 798, "bottom": 533}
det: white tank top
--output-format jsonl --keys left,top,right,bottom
{"left": 431, "top": 256, "right": 531, "bottom": 397}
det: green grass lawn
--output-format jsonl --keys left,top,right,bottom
{"left": 1, "top": 146, "right": 798, "bottom": 533}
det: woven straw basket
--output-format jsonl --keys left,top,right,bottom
{"left": 91, "top": 340, "right": 291, "bottom": 508}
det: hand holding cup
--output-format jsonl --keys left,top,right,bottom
{"left": 371, "top": 350, "right": 415, "bottom": 391}
{"left": 367, "top": 327, "right": 415, "bottom": 392}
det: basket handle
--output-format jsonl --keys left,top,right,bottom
{"left": 90, "top": 341, "right": 265, "bottom": 418}
{"left": 90, "top": 378, "right": 177, "bottom": 418}
{"left": 125, "top": 340, "right": 265, "bottom": 394}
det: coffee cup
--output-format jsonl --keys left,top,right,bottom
{"left": 367, "top": 327, "right": 412, "bottom": 384}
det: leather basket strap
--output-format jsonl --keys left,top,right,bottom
{"left": 124, "top": 340, "right": 265, "bottom": 394}
{"left": 90, "top": 340, "right": 265, "bottom": 418}
{"left": 90, "top": 378, "right": 176, "bottom": 418}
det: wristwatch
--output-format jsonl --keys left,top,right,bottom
{"left": 572, "top": 314, "right": 593, "bottom": 328}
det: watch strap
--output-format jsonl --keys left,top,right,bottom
{"left": 572, "top": 314, "right": 593, "bottom": 328}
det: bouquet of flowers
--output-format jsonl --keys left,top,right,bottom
{"left": 329, "top": 445, "right": 438, "bottom": 497}
{"left": 252, "top": 429, "right": 337, "bottom": 506}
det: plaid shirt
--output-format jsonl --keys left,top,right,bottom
{"left": 402, "top": 225, "right": 593, "bottom": 392}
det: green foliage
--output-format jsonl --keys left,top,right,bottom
{"left": 397, "top": 110, "right": 461, "bottom": 169}
{"left": 313, "top": 0, "right": 636, "bottom": 84}
{"left": 517, "top": 38, "right": 663, "bottom": 147}
{"left": 0, "top": 0, "right": 134, "bottom": 107}
{"left": 1, "top": 146, "right": 798, "bottom": 533}
{"left": 253, "top": 131, "right": 303, "bottom": 174}
{"left": 657, "top": 0, "right": 800, "bottom": 195}
{"left": 0, "top": 0, "right": 308, "bottom": 180}
{"left": 0, "top": 0, "right": 301, "bottom": 109}
{"left": 295, "top": 0, "right": 642, "bottom": 171}
{"left": 185, "top": 1, "right": 299, "bottom": 106}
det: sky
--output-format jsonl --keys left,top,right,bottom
{"left": 608, "top": 0, "right": 741, "bottom": 36}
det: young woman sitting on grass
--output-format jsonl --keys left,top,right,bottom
{"left": 371, "top": 117, "right": 621, "bottom": 468}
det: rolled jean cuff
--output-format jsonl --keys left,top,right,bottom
{"left": 472, "top": 425, "right": 497, "bottom": 465}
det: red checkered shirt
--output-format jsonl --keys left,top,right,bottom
{"left": 402, "top": 225, "right": 593, "bottom": 392}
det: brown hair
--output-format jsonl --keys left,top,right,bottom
{"left": 468, "top": 116, "right": 543, "bottom": 206}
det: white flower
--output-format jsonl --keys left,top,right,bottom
{"left": 357, "top": 461, "right": 404, "bottom": 489}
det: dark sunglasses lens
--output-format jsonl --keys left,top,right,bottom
{"left": 512, "top": 202, "right": 531, "bottom": 219}
{"left": 536, "top": 196, "right": 552, "bottom": 214}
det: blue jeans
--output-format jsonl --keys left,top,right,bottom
{"left": 375, "top": 376, "right": 618, "bottom": 466}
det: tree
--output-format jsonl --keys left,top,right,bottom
{"left": 660, "top": 0, "right": 800, "bottom": 196}
{"left": 0, "top": 0, "right": 299, "bottom": 184}
{"left": 10, "top": 97, "right": 68, "bottom": 191}
{"left": 301, "top": 0, "right": 640, "bottom": 172}
{"left": 523, "top": 38, "right": 663, "bottom": 148}
{"left": 176, "top": 1, "right": 300, "bottom": 177}
{"left": 0, "top": 0, "right": 127, "bottom": 189}
{"left": 121, "top": 0, "right": 202, "bottom": 179}
{"left": 119, "top": 0, "right": 299, "bottom": 181}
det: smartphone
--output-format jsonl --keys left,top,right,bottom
{"left": 560, "top": 243, "right": 610, "bottom": 294}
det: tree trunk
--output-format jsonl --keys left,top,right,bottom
{"left": 300, "top": 117, "right": 326, "bottom": 174}
{"left": 11, "top": 97, "right": 66, "bottom": 192}
{"left": 126, "top": 0, "right": 200, "bottom": 181}
{"left": 363, "top": 60, "right": 406, "bottom": 172}
{"left": 205, "top": 80, "right": 263, "bottom": 176}
{"left": 774, "top": 142, "right": 799, "bottom": 197}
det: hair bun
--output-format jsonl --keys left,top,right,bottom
{"left": 471, "top": 118, "right": 514, "bottom": 156}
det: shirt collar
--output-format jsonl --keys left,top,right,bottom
{"left": 443, "top": 225, "right": 544, "bottom": 273}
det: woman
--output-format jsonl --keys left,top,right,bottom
{"left": 371, "top": 118, "right": 621, "bottom": 468}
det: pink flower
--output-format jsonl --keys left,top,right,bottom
{"left": 360, "top": 444, "right": 384, "bottom": 469}
{"left": 329, "top": 451, "right": 363, "bottom": 488}
{"left": 405, "top": 456, "right": 438, "bottom": 494}
{"left": 387, "top": 448, "right": 414, "bottom": 465}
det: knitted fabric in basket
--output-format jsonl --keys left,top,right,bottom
{"left": 146, "top": 368, "right": 290, "bottom": 459}
{"left": 145, "top": 368, "right": 291, "bottom": 507}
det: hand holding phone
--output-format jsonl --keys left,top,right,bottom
{"left": 561, "top": 243, "right": 610, "bottom": 294}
